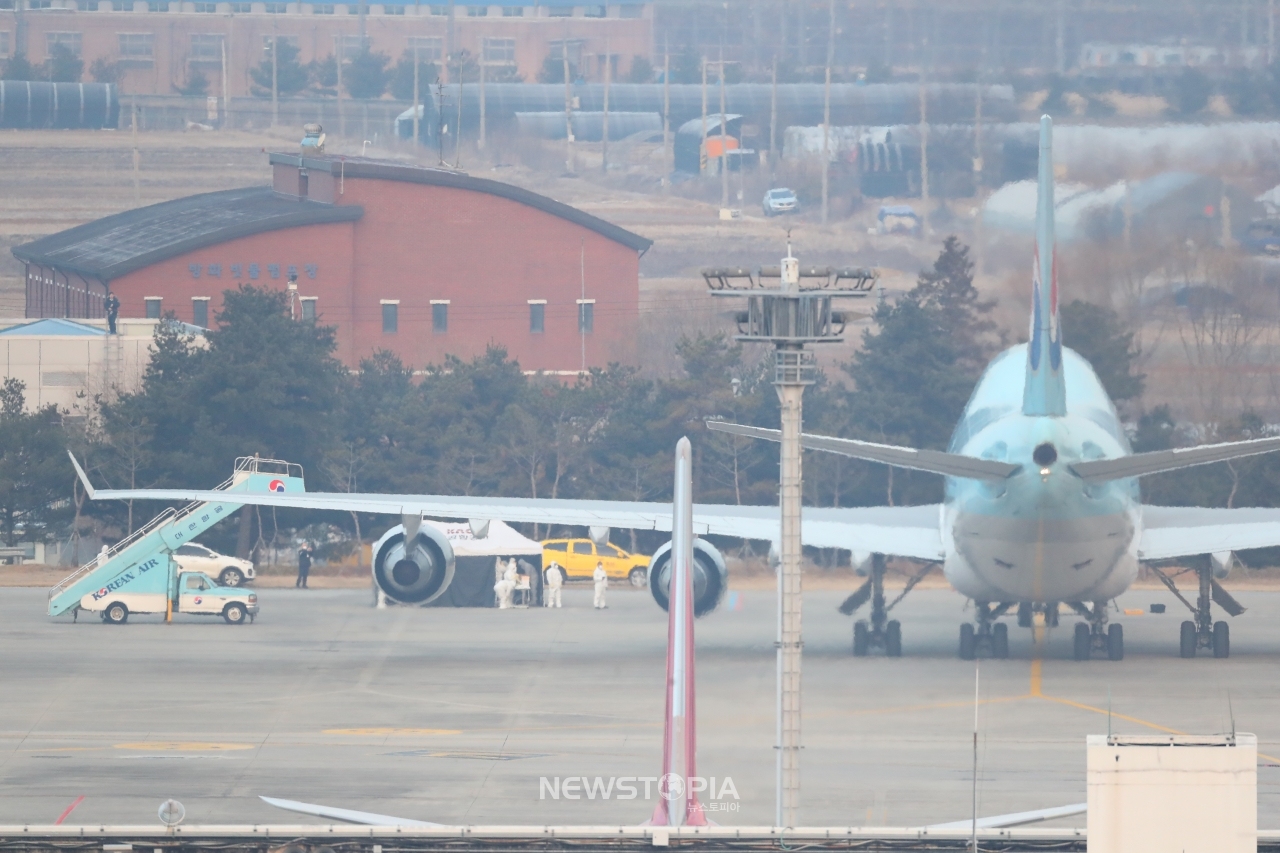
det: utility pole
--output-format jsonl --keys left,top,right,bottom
{"left": 220, "top": 33, "right": 229, "bottom": 129}
{"left": 662, "top": 45, "right": 671, "bottom": 191}
{"left": 479, "top": 54, "right": 486, "bottom": 150}
{"left": 131, "top": 95, "right": 139, "bottom": 204}
{"left": 704, "top": 252, "right": 876, "bottom": 830}
{"left": 453, "top": 68, "right": 462, "bottom": 167}
{"left": 769, "top": 59, "right": 778, "bottom": 177}
{"left": 718, "top": 51, "right": 728, "bottom": 210}
{"left": 444, "top": 0, "right": 454, "bottom": 83}
{"left": 821, "top": 0, "right": 834, "bottom": 225}
{"left": 271, "top": 34, "right": 278, "bottom": 126}
{"left": 700, "top": 56, "right": 708, "bottom": 176}
{"left": 563, "top": 33, "right": 574, "bottom": 175}
{"left": 336, "top": 36, "right": 345, "bottom": 136}
{"left": 412, "top": 43, "right": 420, "bottom": 149}
{"left": 601, "top": 38, "right": 611, "bottom": 173}
{"left": 918, "top": 42, "right": 929, "bottom": 237}
{"left": 973, "top": 57, "right": 984, "bottom": 273}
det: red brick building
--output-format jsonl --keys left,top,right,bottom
{"left": 15, "top": 153, "right": 651, "bottom": 372}
{"left": 1, "top": 2, "right": 652, "bottom": 99}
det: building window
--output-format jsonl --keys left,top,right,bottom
{"left": 228, "top": 2, "right": 249, "bottom": 9}
{"left": 548, "top": 5, "right": 572, "bottom": 16}
{"left": 528, "top": 300, "right": 545, "bottom": 334}
{"left": 584, "top": 4, "right": 605, "bottom": 17}
{"left": 0, "top": 32, "right": 10, "bottom": 59}
{"left": 501, "top": 4, "right": 520, "bottom": 14}
{"left": 46, "top": 32, "right": 83, "bottom": 57}
{"left": 431, "top": 300, "right": 449, "bottom": 333}
{"left": 381, "top": 300, "right": 398, "bottom": 333}
{"left": 264, "top": 3, "right": 287, "bottom": 11}
{"left": 464, "top": 4, "right": 485, "bottom": 14}
{"left": 118, "top": 32, "right": 154, "bottom": 57}
{"left": 383, "top": 4, "right": 403, "bottom": 12}
{"left": 190, "top": 33, "right": 224, "bottom": 59}
{"left": 111, "top": 1, "right": 131, "bottom": 10}
{"left": 193, "top": 2, "right": 217, "bottom": 11}
{"left": 335, "top": 33, "right": 366, "bottom": 59}
{"left": 549, "top": 38, "right": 584, "bottom": 65}
{"left": 311, "top": 3, "right": 334, "bottom": 12}
{"left": 145, "top": 297, "right": 162, "bottom": 319}
{"left": 428, "top": 3, "right": 445, "bottom": 13}
{"left": 301, "top": 297, "right": 317, "bottom": 321}
{"left": 577, "top": 299, "right": 594, "bottom": 334}
{"left": 147, "top": 1, "right": 168, "bottom": 10}
{"left": 483, "top": 37, "right": 514, "bottom": 64}
{"left": 191, "top": 297, "right": 209, "bottom": 328}
{"left": 26, "top": 0, "right": 55, "bottom": 9}
{"left": 407, "top": 35, "right": 442, "bottom": 61}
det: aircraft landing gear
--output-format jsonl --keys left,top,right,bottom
{"left": 1068, "top": 601, "right": 1123, "bottom": 660}
{"left": 1150, "top": 561, "right": 1244, "bottom": 659}
{"left": 1017, "top": 601, "right": 1060, "bottom": 628}
{"left": 843, "top": 555, "right": 933, "bottom": 658}
{"left": 959, "top": 602, "right": 1012, "bottom": 660}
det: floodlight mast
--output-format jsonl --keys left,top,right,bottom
{"left": 703, "top": 239, "right": 875, "bottom": 828}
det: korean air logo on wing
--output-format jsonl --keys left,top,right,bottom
{"left": 268, "top": 479, "right": 286, "bottom": 492}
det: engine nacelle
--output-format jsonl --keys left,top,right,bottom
{"left": 372, "top": 523, "right": 455, "bottom": 605}
{"left": 1211, "top": 550, "right": 1236, "bottom": 580}
{"left": 647, "top": 537, "right": 728, "bottom": 617}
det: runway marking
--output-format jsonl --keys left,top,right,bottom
{"left": 1038, "top": 696, "right": 1184, "bottom": 735}
{"left": 323, "top": 727, "right": 461, "bottom": 736}
{"left": 113, "top": 742, "right": 255, "bottom": 751}
{"left": 1029, "top": 659, "right": 1043, "bottom": 697}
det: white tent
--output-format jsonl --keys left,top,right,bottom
{"left": 424, "top": 519, "right": 542, "bottom": 557}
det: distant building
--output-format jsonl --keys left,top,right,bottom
{"left": 13, "top": 153, "right": 652, "bottom": 373}
{"left": 2, "top": 1, "right": 653, "bottom": 99}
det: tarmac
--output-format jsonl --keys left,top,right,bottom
{"left": 1, "top": 581, "right": 1279, "bottom": 828}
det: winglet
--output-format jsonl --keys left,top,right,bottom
{"left": 1022, "top": 114, "right": 1067, "bottom": 418}
{"left": 67, "top": 451, "right": 96, "bottom": 499}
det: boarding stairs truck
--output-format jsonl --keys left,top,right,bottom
{"left": 49, "top": 457, "right": 305, "bottom": 624}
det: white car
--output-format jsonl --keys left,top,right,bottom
{"left": 173, "top": 543, "right": 255, "bottom": 587}
{"left": 762, "top": 187, "right": 799, "bottom": 216}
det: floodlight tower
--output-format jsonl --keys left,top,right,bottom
{"left": 703, "top": 241, "right": 876, "bottom": 828}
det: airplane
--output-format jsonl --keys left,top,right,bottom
{"left": 71, "top": 115, "right": 1280, "bottom": 662}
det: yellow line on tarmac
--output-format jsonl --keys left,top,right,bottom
{"left": 1029, "top": 658, "right": 1043, "bottom": 697}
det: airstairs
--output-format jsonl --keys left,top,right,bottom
{"left": 48, "top": 457, "right": 304, "bottom": 617}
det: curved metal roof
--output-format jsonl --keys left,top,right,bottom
{"left": 13, "top": 187, "right": 364, "bottom": 282}
{"left": 269, "top": 154, "right": 653, "bottom": 253}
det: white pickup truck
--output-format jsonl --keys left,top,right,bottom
{"left": 79, "top": 564, "right": 258, "bottom": 625}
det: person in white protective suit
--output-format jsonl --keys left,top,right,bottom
{"left": 544, "top": 561, "right": 563, "bottom": 608}
{"left": 494, "top": 557, "right": 518, "bottom": 609}
{"left": 592, "top": 561, "right": 608, "bottom": 609}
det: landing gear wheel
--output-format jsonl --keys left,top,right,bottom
{"left": 1073, "top": 622, "right": 1091, "bottom": 661}
{"left": 885, "top": 620, "right": 902, "bottom": 658}
{"left": 219, "top": 567, "right": 245, "bottom": 587}
{"left": 628, "top": 567, "right": 647, "bottom": 588}
{"left": 959, "top": 623, "right": 976, "bottom": 660}
{"left": 992, "top": 622, "right": 1009, "bottom": 659}
{"left": 104, "top": 602, "right": 128, "bottom": 625}
{"left": 1107, "top": 623, "right": 1124, "bottom": 661}
{"left": 1017, "top": 603, "right": 1032, "bottom": 628}
{"left": 1180, "top": 620, "right": 1197, "bottom": 658}
{"left": 853, "top": 620, "right": 870, "bottom": 657}
{"left": 223, "top": 602, "right": 247, "bottom": 625}
{"left": 1213, "top": 620, "right": 1230, "bottom": 658}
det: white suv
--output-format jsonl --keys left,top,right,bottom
{"left": 173, "top": 543, "right": 256, "bottom": 587}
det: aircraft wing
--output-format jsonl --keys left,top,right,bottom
{"left": 1140, "top": 505, "right": 1280, "bottom": 560}
{"left": 924, "top": 803, "right": 1086, "bottom": 831}
{"left": 1073, "top": 435, "right": 1280, "bottom": 483}
{"left": 71, "top": 456, "right": 945, "bottom": 561}
{"left": 259, "top": 796, "right": 444, "bottom": 827}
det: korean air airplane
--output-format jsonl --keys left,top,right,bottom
{"left": 72, "top": 116, "right": 1280, "bottom": 662}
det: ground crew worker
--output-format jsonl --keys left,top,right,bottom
{"left": 593, "top": 561, "right": 608, "bottom": 609}
{"left": 495, "top": 559, "right": 518, "bottom": 609}
{"left": 296, "top": 544, "right": 312, "bottom": 589}
{"left": 104, "top": 293, "right": 120, "bottom": 335}
{"left": 545, "top": 561, "right": 563, "bottom": 608}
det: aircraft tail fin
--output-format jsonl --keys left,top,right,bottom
{"left": 1022, "top": 114, "right": 1067, "bottom": 417}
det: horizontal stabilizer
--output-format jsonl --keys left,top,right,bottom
{"left": 706, "top": 421, "right": 1019, "bottom": 481}
{"left": 259, "top": 796, "right": 444, "bottom": 827}
{"left": 1072, "top": 436, "right": 1280, "bottom": 483}
{"left": 925, "top": 803, "right": 1086, "bottom": 831}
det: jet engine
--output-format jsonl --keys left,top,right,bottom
{"left": 647, "top": 538, "right": 728, "bottom": 617}
{"left": 372, "top": 522, "right": 455, "bottom": 605}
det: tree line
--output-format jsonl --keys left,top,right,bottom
{"left": 4, "top": 238, "right": 1279, "bottom": 566}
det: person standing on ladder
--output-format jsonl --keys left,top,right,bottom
{"left": 593, "top": 561, "right": 608, "bottom": 609}
{"left": 104, "top": 293, "right": 120, "bottom": 335}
